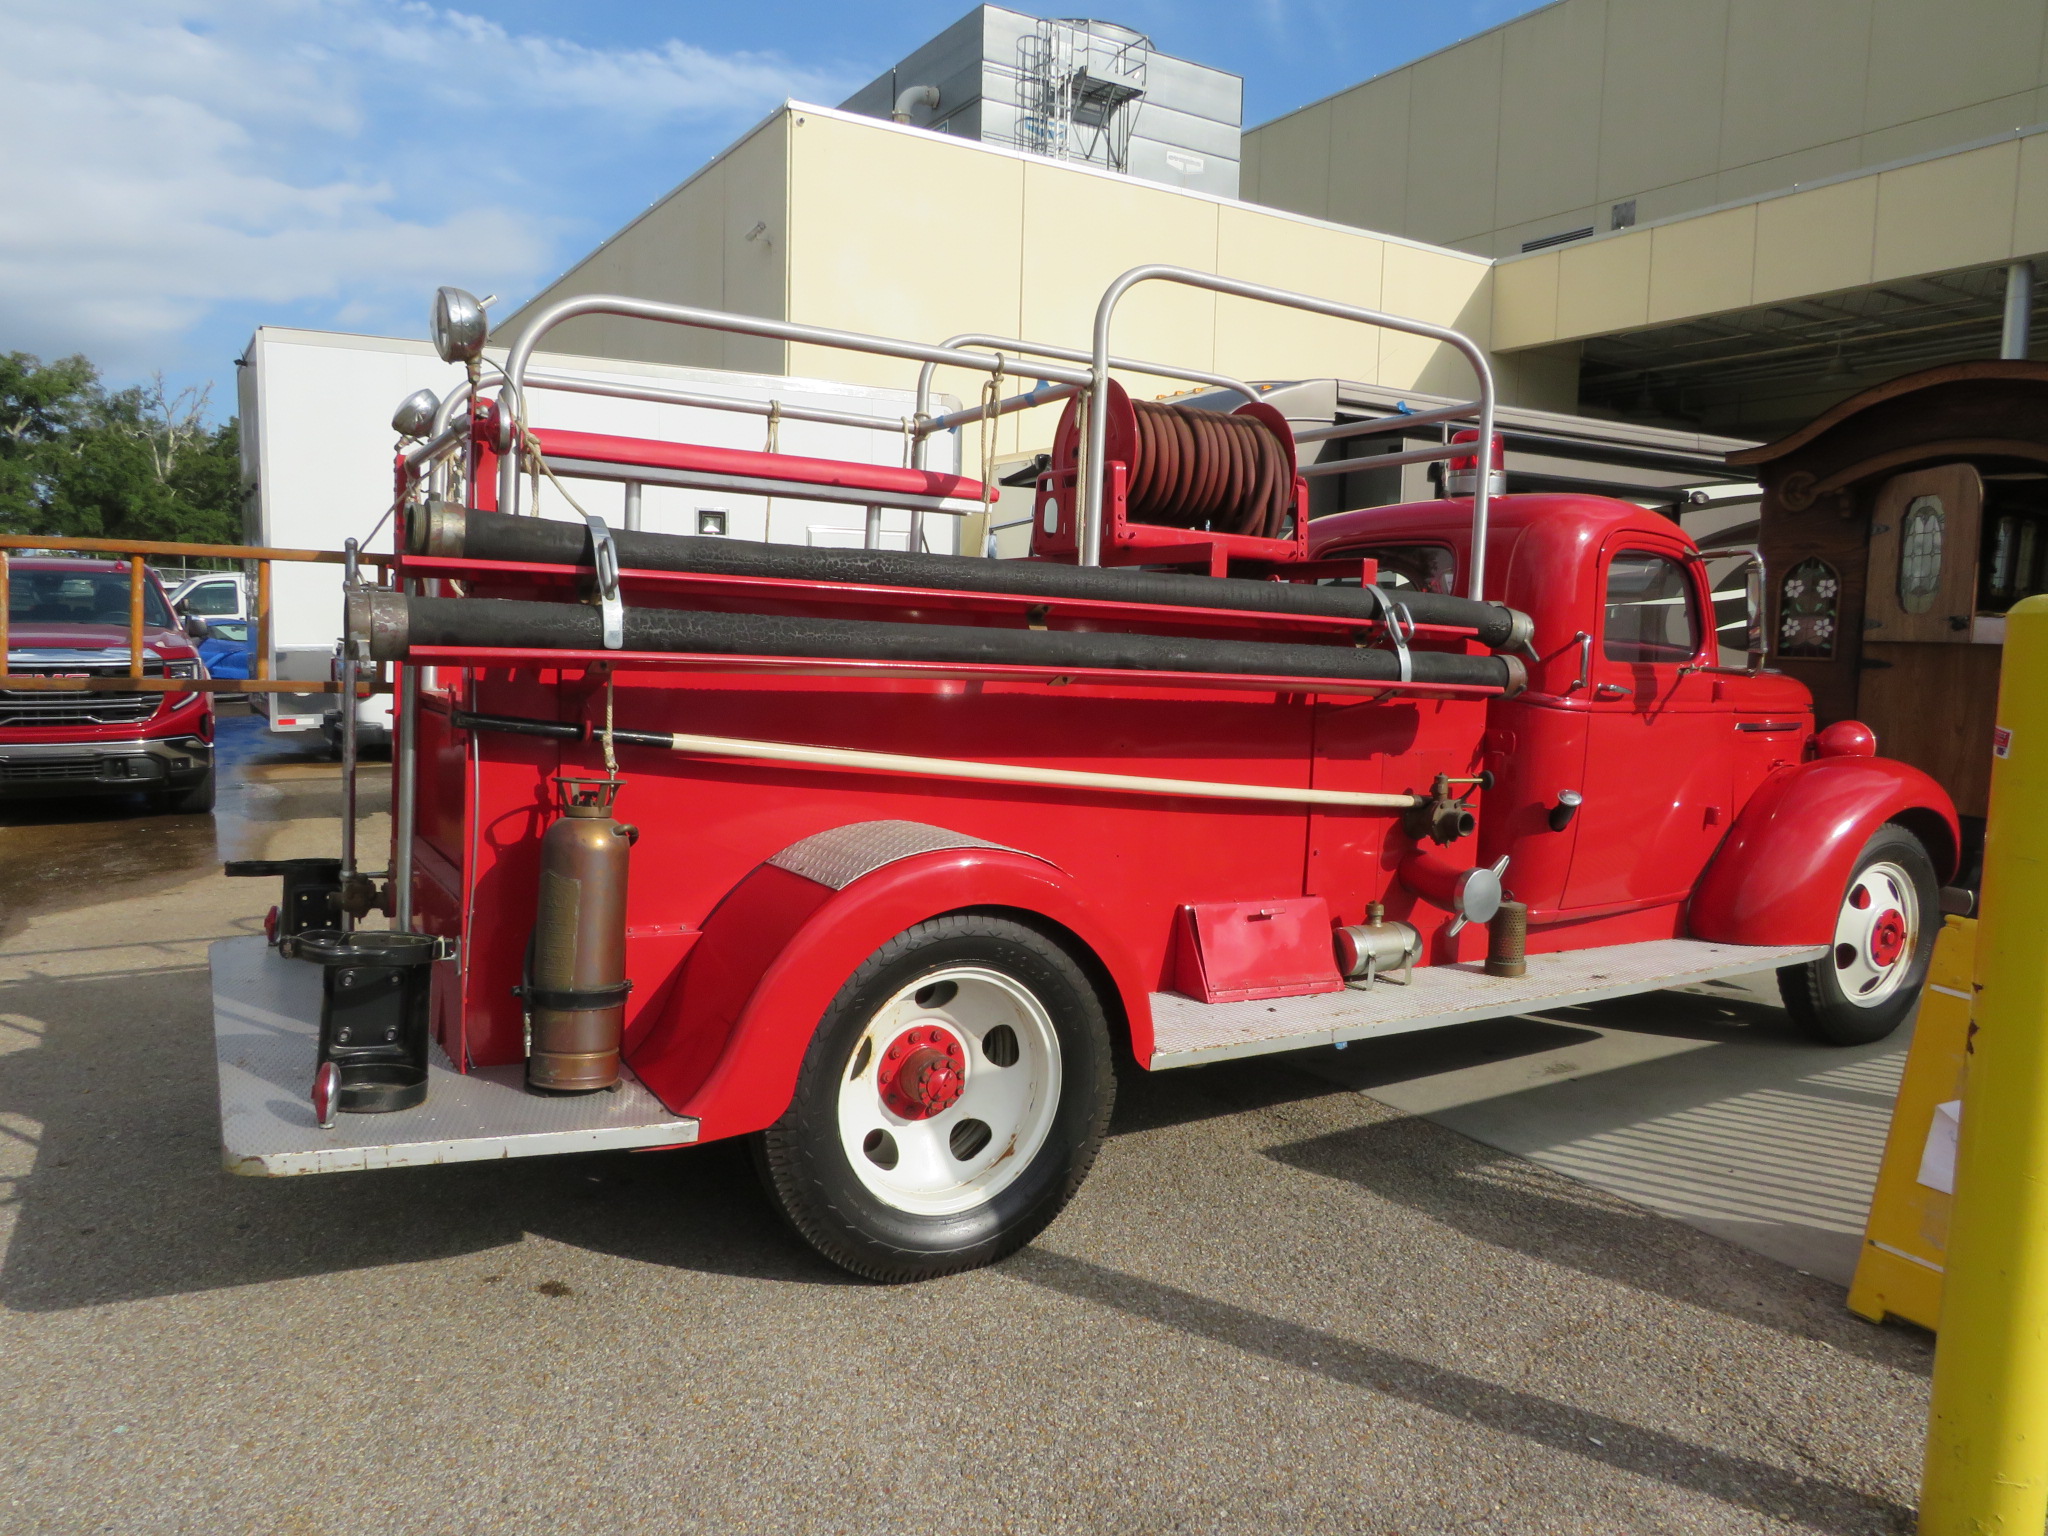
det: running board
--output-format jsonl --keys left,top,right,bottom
{"left": 212, "top": 936, "right": 698, "bottom": 1176}
{"left": 1146, "top": 938, "right": 1826, "bottom": 1069}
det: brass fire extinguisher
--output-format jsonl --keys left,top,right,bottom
{"left": 521, "top": 776, "right": 635, "bottom": 1094}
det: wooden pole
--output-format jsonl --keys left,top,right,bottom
{"left": 127, "top": 558, "right": 144, "bottom": 678}
{"left": 255, "top": 560, "right": 272, "bottom": 681}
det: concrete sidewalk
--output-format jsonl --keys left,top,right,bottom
{"left": 0, "top": 718, "right": 1932, "bottom": 1534}
{"left": 1307, "top": 974, "right": 1909, "bottom": 1287}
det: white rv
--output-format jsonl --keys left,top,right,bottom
{"left": 236, "top": 327, "right": 963, "bottom": 745}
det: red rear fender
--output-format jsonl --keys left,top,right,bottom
{"left": 627, "top": 833, "right": 1150, "bottom": 1140}
{"left": 1689, "top": 757, "right": 1958, "bottom": 946}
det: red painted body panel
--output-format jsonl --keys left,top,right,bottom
{"left": 1689, "top": 756, "right": 1961, "bottom": 945}
{"left": 631, "top": 848, "right": 1153, "bottom": 1141}
{"left": 396, "top": 489, "right": 1959, "bottom": 1142}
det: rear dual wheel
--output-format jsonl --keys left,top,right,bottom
{"left": 1779, "top": 823, "right": 1938, "bottom": 1046}
{"left": 756, "top": 914, "right": 1114, "bottom": 1282}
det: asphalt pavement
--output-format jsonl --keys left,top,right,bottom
{"left": 0, "top": 712, "right": 1935, "bottom": 1534}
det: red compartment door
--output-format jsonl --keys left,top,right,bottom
{"left": 1170, "top": 896, "right": 1344, "bottom": 1004}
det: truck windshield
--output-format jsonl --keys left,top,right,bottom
{"left": 8, "top": 569, "right": 175, "bottom": 629}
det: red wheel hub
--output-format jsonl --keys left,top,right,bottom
{"left": 1869, "top": 909, "right": 1908, "bottom": 968}
{"left": 878, "top": 1025, "right": 967, "bottom": 1120}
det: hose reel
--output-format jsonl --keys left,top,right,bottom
{"left": 1037, "top": 380, "right": 1305, "bottom": 561}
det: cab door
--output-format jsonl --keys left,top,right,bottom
{"left": 1561, "top": 538, "right": 1732, "bottom": 912}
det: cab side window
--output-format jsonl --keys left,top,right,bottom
{"left": 1603, "top": 552, "right": 1699, "bottom": 663}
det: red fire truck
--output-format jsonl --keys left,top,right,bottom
{"left": 212, "top": 270, "right": 1956, "bottom": 1281}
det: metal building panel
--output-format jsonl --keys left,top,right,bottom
{"left": 1129, "top": 103, "right": 1248, "bottom": 160}
{"left": 1133, "top": 54, "right": 1245, "bottom": 126}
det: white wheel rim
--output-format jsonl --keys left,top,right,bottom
{"left": 1831, "top": 859, "right": 1919, "bottom": 1007}
{"left": 836, "top": 966, "right": 1062, "bottom": 1216}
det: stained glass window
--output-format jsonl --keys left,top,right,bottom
{"left": 1777, "top": 557, "right": 1839, "bottom": 659}
{"left": 1898, "top": 496, "right": 1945, "bottom": 615}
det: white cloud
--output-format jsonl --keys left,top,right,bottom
{"left": 0, "top": 0, "right": 841, "bottom": 376}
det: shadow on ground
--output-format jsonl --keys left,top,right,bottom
{"left": 1004, "top": 1248, "right": 1914, "bottom": 1534}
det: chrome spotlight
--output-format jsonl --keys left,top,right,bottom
{"left": 431, "top": 287, "right": 488, "bottom": 364}
{"left": 390, "top": 387, "right": 441, "bottom": 438}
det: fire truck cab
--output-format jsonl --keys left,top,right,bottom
{"left": 212, "top": 271, "right": 1956, "bottom": 1282}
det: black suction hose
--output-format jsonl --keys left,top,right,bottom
{"left": 361, "top": 592, "right": 1522, "bottom": 693}
{"left": 414, "top": 506, "right": 1531, "bottom": 650}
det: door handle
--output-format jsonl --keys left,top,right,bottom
{"left": 1593, "top": 683, "right": 1629, "bottom": 700}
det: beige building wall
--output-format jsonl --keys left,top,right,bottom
{"left": 1243, "top": 0, "right": 2048, "bottom": 257}
{"left": 777, "top": 109, "right": 1504, "bottom": 455}
{"left": 1494, "top": 127, "right": 2048, "bottom": 346}
{"left": 508, "top": 107, "right": 1529, "bottom": 469}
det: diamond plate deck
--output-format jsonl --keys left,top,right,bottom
{"left": 1147, "top": 938, "right": 1827, "bottom": 1068}
{"left": 213, "top": 936, "right": 698, "bottom": 1176}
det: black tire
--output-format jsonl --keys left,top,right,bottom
{"left": 158, "top": 767, "right": 216, "bottom": 816}
{"left": 756, "top": 913, "right": 1115, "bottom": 1282}
{"left": 1779, "top": 823, "right": 1938, "bottom": 1046}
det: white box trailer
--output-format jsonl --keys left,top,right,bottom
{"left": 235, "top": 327, "right": 964, "bottom": 737}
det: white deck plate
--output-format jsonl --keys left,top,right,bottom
{"left": 212, "top": 936, "right": 698, "bottom": 1176}
{"left": 1147, "top": 938, "right": 1827, "bottom": 1068}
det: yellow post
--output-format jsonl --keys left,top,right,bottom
{"left": 1921, "top": 591, "right": 2048, "bottom": 1532}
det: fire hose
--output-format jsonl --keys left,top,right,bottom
{"left": 407, "top": 506, "right": 1534, "bottom": 651}
{"left": 349, "top": 589, "right": 1526, "bottom": 693}
{"left": 1125, "top": 400, "right": 1292, "bottom": 538}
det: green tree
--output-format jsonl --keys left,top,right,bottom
{"left": 0, "top": 353, "right": 243, "bottom": 546}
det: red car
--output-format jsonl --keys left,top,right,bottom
{"left": 1, "top": 557, "right": 216, "bottom": 813}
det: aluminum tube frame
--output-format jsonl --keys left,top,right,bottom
{"left": 524, "top": 368, "right": 902, "bottom": 435}
{"left": 623, "top": 482, "right": 643, "bottom": 532}
{"left": 338, "top": 540, "right": 361, "bottom": 933}
{"left": 912, "top": 334, "right": 1259, "bottom": 455}
{"left": 1301, "top": 443, "right": 1466, "bottom": 478}
{"left": 908, "top": 334, "right": 1260, "bottom": 556}
{"left": 1291, "top": 401, "right": 1481, "bottom": 445}
{"left": 922, "top": 380, "right": 1080, "bottom": 436}
{"left": 392, "top": 588, "right": 421, "bottom": 933}
{"left": 500, "top": 297, "right": 1091, "bottom": 517}
{"left": 1085, "top": 266, "right": 1497, "bottom": 595}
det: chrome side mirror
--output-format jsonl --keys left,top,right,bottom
{"left": 184, "top": 616, "right": 212, "bottom": 641}
{"left": 1742, "top": 550, "right": 1767, "bottom": 673}
{"left": 1683, "top": 545, "right": 1767, "bottom": 676}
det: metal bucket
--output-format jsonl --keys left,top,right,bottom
{"left": 297, "top": 930, "right": 437, "bottom": 1113}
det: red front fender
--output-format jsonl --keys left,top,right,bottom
{"left": 1688, "top": 756, "right": 1958, "bottom": 946}
{"left": 628, "top": 847, "right": 1151, "bottom": 1141}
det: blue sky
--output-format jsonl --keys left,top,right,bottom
{"left": 0, "top": 0, "right": 1544, "bottom": 415}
